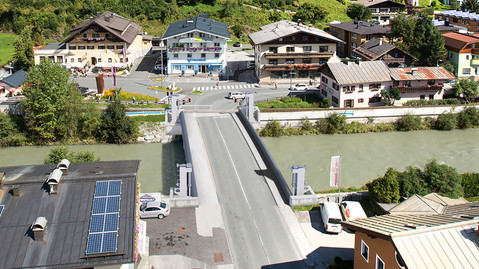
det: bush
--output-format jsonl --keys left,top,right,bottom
{"left": 319, "top": 113, "right": 346, "bottom": 134}
{"left": 422, "top": 159, "right": 463, "bottom": 199}
{"left": 0, "top": 113, "right": 27, "bottom": 146}
{"left": 457, "top": 107, "right": 479, "bottom": 129}
{"left": 462, "top": 173, "right": 479, "bottom": 198}
{"left": 396, "top": 114, "right": 422, "bottom": 131}
{"left": 259, "top": 120, "right": 284, "bottom": 137}
{"left": 342, "top": 121, "right": 369, "bottom": 134}
{"left": 367, "top": 168, "right": 401, "bottom": 203}
{"left": 299, "top": 117, "right": 315, "bottom": 133}
{"left": 402, "top": 98, "right": 461, "bottom": 106}
{"left": 44, "top": 146, "right": 101, "bottom": 164}
{"left": 320, "top": 98, "right": 332, "bottom": 108}
{"left": 435, "top": 112, "right": 457, "bottom": 130}
{"left": 370, "top": 123, "right": 396, "bottom": 132}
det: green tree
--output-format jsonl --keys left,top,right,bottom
{"left": 457, "top": 107, "right": 479, "bottom": 128}
{"left": 422, "top": 159, "right": 463, "bottom": 198}
{"left": 232, "top": 24, "right": 243, "bottom": 39}
{"left": 462, "top": 0, "right": 479, "bottom": 13}
{"left": 381, "top": 87, "right": 401, "bottom": 106}
{"left": 396, "top": 114, "right": 422, "bottom": 131}
{"left": 461, "top": 173, "right": 479, "bottom": 198}
{"left": 292, "top": 3, "right": 328, "bottom": 25}
{"left": 366, "top": 168, "right": 401, "bottom": 203}
{"left": 452, "top": 77, "right": 479, "bottom": 103}
{"left": 399, "top": 166, "right": 427, "bottom": 198}
{"left": 97, "top": 90, "right": 138, "bottom": 143}
{"left": 320, "top": 113, "right": 346, "bottom": 134}
{"left": 0, "top": 113, "right": 27, "bottom": 146}
{"left": 346, "top": 3, "right": 372, "bottom": 21}
{"left": 388, "top": 14, "right": 416, "bottom": 49}
{"left": 44, "top": 145, "right": 101, "bottom": 164}
{"left": 22, "top": 60, "right": 83, "bottom": 141}
{"left": 435, "top": 112, "right": 457, "bottom": 130}
{"left": 13, "top": 27, "right": 34, "bottom": 71}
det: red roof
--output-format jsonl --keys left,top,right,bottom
{"left": 389, "top": 67, "right": 456, "bottom": 81}
{"left": 442, "top": 32, "right": 479, "bottom": 51}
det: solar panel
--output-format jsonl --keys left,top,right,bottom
{"left": 0, "top": 205, "right": 4, "bottom": 217}
{"left": 104, "top": 213, "right": 119, "bottom": 232}
{"left": 86, "top": 233, "right": 103, "bottom": 254}
{"left": 102, "top": 232, "right": 118, "bottom": 253}
{"left": 92, "top": 197, "right": 107, "bottom": 214}
{"left": 106, "top": 196, "right": 120, "bottom": 213}
{"left": 86, "top": 180, "right": 122, "bottom": 255}
{"left": 95, "top": 181, "right": 108, "bottom": 197}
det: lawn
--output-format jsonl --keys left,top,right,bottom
{"left": 0, "top": 33, "right": 17, "bottom": 66}
{"left": 256, "top": 94, "right": 329, "bottom": 110}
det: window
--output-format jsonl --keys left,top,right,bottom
{"left": 269, "top": 47, "right": 278, "bottom": 53}
{"left": 315, "top": 36, "right": 319, "bottom": 41}
{"left": 108, "top": 58, "right": 112, "bottom": 63}
{"left": 69, "top": 45, "right": 76, "bottom": 50}
{"left": 92, "top": 33, "right": 100, "bottom": 38}
{"left": 70, "top": 58, "right": 74, "bottom": 63}
{"left": 322, "top": 76, "right": 328, "bottom": 84}
{"left": 214, "top": 42, "right": 220, "bottom": 47}
{"left": 359, "top": 84, "right": 364, "bottom": 92}
{"left": 320, "top": 46, "right": 328, "bottom": 52}
{"left": 352, "top": 34, "right": 357, "bottom": 39}
{"left": 332, "top": 96, "right": 339, "bottom": 104}
{"left": 285, "top": 59, "right": 295, "bottom": 64}
{"left": 187, "top": 65, "right": 194, "bottom": 70}
{"left": 376, "top": 255, "right": 384, "bottom": 269}
{"left": 420, "top": 95, "right": 425, "bottom": 99}
{"left": 303, "top": 46, "right": 312, "bottom": 52}
{"left": 215, "top": 53, "right": 219, "bottom": 58}
{"left": 303, "top": 58, "right": 312, "bottom": 64}
{"left": 429, "top": 94, "right": 434, "bottom": 99}
{"left": 187, "top": 53, "right": 192, "bottom": 58}
{"left": 201, "top": 53, "right": 206, "bottom": 58}
{"left": 321, "top": 89, "right": 327, "bottom": 96}
{"left": 302, "top": 35, "right": 308, "bottom": 41}
{"left": 291, "top": 36, "right": 295, "bottom": 41}
{"left": 366, "top": 35, "right": 372, "bottom": 41}
{"left": 332, "top": 83, "right": 339, "bottom": 91}
{"left": 352, "top": 43, "right": 357, "bottom": 49}
{"left": 96, "top": 58, "right": 101, "bottom": 63}
{"left": 358, "top": 98, "right": 364, "bottom": 103}
{"left": 269, "top": 60, "right": 278, "bottom": 65}
{"left": 116, "top": 45, "right": 123, "bottom": 50}
{"left": 466, "top": 55, "right": 470, "bottom": 60}
{"left": 174, "top": 53, "right": 178, "bottom": 58}
{"left": 369, "top": 83, "right": 380, "bottom": 91}
{"left": 395, "top": 252, "right": 406, "bottom": 269}
{"left": 98, "top": 44, "right": 105, "bottom": 50}
{"left": 369, "top": 96, "right": 381, "bottom": 103}
{"left": 78, "top": 45, "right": 85, "bottom": 50}
{"left": 107, "top": 44, "right": 115, "bottom": 50}
{"left": 279, "top": 37, "right": 283, "bottom": 42}
{"left": 286, "top": 47, "right": 295, "bottom": 52}
{"left": 105, "top": 33, "right": 109, "bottom": 38}
{"left": 463, "top": 67, "right": 471, "bottom": 75}
{"left": 78, "top": 58, "right": 82, "bottom": 62}
{"left": 83, "top": 34, "right": 87, "bottom": 38}
{"left": 126, "top": 58, "right": 129, "bottom": 62}
{"left": 403, "top": 81, "right": 411, "bottom": 87}
{"left": 344, "top": 99, "right": 354, "bottom": 107}
{"left": 87, "top": 45, "right": 94, "bottom": 50}
{"left": 173, "top": 65, "right": 181, "bottom": 71}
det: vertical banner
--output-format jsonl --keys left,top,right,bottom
{"left": 330, "top": 155, "right": 341, "bottom": 188}
{"left": 122, "top": 47, "right": 126, "bottom": 64}
{"left": 111, "top": 66, "right": 116, "bottom": 86}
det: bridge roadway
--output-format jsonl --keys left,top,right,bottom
{"left": 195, "top": 112, "right": 306, "bottom": 268}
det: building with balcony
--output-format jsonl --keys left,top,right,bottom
{"left": 353, "top": 38, "right": 415, "bottom": 67}
{"left": 356, "top": 0, "right": 406, "bottom": 25}
{"left": 443, "top": 31, "right": 479, "bottom": 77}
{"left": 161, "top": 14, "right": 230, "bottom": 75}
{"left": 435, "top": 9, "right": 479, "bottom": 33}
{"left": 328, "top": 21, "right": 390, "bottom": 58}
{"left": 389, "top": 66, "right": 455, "bottom": 104}
{"left": 319, "top": 60, "right": 392, "bottom": 108}
{"left": 248, "top": 20, "right": 344, "bottom": 84}
{"left": 34, "top": 11, "right": 152, "bottom": 70}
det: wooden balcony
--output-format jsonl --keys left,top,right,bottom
{"left": 263, "top": 63, "right": 323, "bottom": 71}
{"left": 382, "top": 56, "right": 406, "bottom": 63}
{"left": 264, "top": 52, "right": 334, "bottom": 59}
{"left": 397, "top": 85, "right": 443, "bottom": 93}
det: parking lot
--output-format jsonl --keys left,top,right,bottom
{"left": 145, "top": 207, "right": 232, "bottom": 268}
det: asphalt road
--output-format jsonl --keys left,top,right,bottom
{"left": 197, "top": 113, "right": 305, "bottom": 268}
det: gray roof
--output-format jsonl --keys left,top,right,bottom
{"left": 0, "top": 161, "right": 139, "bottom": 268}
{"left": 353, "top": 38, "right": 396, "bottom": 60}
{"left": 328, "top": 21, "right": 391, "bottom": 35}
{"left": 249, "top": 20, "right": 344, "bottom": 45}
{"left": 392, "top": 223, "right": 479, "bottom": 269}
{"left": 1, "top": 70, "right": 27, "bottom": 88}
{"left": 326, "top": 60, "right": 391, "bottom": 85}
{"left": 62, "top": 11, "right": 141, "bottom": 45}
{"left": 389, "top": 194, "right": 446, "bottom": 215}
{"left": 161, "top": 14, "right": 230, "bottom": 40}
{"left": 356, "top": 0, "right": 405, "bottom": 7}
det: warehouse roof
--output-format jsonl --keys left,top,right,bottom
{"left": 0, "top": 161, "right": 139, "bottom": 268}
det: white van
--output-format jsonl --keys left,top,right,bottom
{"left": 228, "top": 91, "right": 245, "bottom": 99}
{"left": 320, "top": 202, "right": 342, "bottom": 234}
{"left": 341, "top": 201, "right": 367, "bottom": 221}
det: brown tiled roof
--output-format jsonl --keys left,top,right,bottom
{"left": 353, "top": 38, "right": 415, "bottom": 61}
{"left": 62, "top": 11, "right": 141, "bottom": 45}
{"left": 442, "top": 32, "right": 479, "bottom": 51}
{"left": 389, "top": 66, "right": 455, "bottom": 81}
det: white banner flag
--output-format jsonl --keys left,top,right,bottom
{"left": 330, "top": 155, "right": 341, "bottom": 188}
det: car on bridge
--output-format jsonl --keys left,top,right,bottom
{"left": 139, "top": 201, "right": 170, "bottom": 219}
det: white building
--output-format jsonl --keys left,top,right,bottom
{"left": 161, "top": 14, "right": 230, "bottom": 75}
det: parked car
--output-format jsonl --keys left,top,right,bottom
{"left": 340, "top": 201, "right": 367, "bottom": 221}
{"left": 139, "top": 201, "right": 170, "bottom": 219}
{"left": 78, "top": 87, "right": 98, "bottom": 96}
{"left": 233, "top": 42, "right": 242, "bottom": 47}
{"left": 228, "top": 91, "right": 246, "bottom": 99}
{"left": 154, "top": 64, "right": 167, "bottom": 74}
{"left": 320, "top": 202, "right": 342, "bottom": 234}
{"left": 289, "top": 83, "right": 308, "bottom": 91}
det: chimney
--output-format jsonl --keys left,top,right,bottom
{"left": 356, "top": 57, "right": 362, "bottom": 64}
{"left": 379, "top": 39, "right": 383, "bottom": 45}
{"left": 46, "top": 169, "right": 63, "bottom": 194}
{"left": 32, "top": 217, "right": 47, "bottom": 241}
{"left": 12, "top": 186, "right": 20, "bottom": 197}
{"left": 297, "top": 19, "right": 302, "bottom": 25}
{"left": 411, "top": 67, "right": 418, "bottom": 75}
{"left": 445, "top": 18, "right": 450, "bottom": 26}
{"left": 56, "top": 159, "right": 70, "bottom": 175}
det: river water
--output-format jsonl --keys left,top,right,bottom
{"left": 263, "top": 128, "right": 479, "bottom": 192}
{"left": 1, "top": 129, "right": 478, "bottom": 193}
{"left": 0, "top": 143, "right": 185, "bottom": 193}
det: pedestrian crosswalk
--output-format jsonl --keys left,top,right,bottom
{"left": 192, "top": 84, "right": 256, "bottom": 91}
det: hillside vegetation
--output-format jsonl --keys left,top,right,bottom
{"left": 0, "top": 33, "right": 16, "bottom": 66}
{"left": 0, "top": 0, "right": 351, "bottom": 46}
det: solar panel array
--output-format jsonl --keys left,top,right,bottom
{"left": 0, "top": 205, "right": 4, "bottom": 217}
{"left": 86, "top": 180, "right": 122, "bottom": 255}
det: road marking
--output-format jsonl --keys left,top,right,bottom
{"left": 227, "top": 85, "right": 231, "bottom": 89}
{"left": 192, "top": 87, "right": 197, "bottom": 91}
{"left": 213, "top": 118, "right": 271, "bottom": 266}
{"left": 201, "top": 87, "right": 205, "bottom": 91}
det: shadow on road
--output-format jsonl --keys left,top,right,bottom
{"left": 135, "top": 55, "right": 158, "bottom": 72}
{"left": 254, "top": 168, "right": 290, "bottom": 205}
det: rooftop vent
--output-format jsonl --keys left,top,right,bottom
{"left": 411, "top": 67, "right": 418, "bottom": 75}
{"left": 32, "top": 217, "right": 47, "bottom": 241}
{"left": 187, "top": 20, "right": 194, "bottom": 24}
{"left": 56, "top": 159, "right": 70, "bottom": 175}
{"left": 46, "top": 169, "right": 63, "bottom": 194}
{"left": 404, "top": 223, "right": 426, "bottom": 229}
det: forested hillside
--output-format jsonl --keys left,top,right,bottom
{"left": 0, "top": 0, "right": 353, "bottom": 45}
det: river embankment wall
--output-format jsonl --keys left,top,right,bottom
{"left": 259, "top": 105, "right": 475, "bottom": 127}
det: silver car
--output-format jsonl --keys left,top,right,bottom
{"left": 289, "top": 83, "right": 309, "bottom": 91}
{"left": 139, "top": 201, "right": 170, "bottom": 219}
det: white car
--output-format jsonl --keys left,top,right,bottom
{"left": 290, "top": 83, "right": 309, "bottom": 91}
{"left": 228, "top": 91, "right": 245, "bottom": 99}
{"left": 139, "top": 201, "right": 170, "bottom": 219}
{"left": 341, "top": 201, "right": 367, "bottom": 221}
